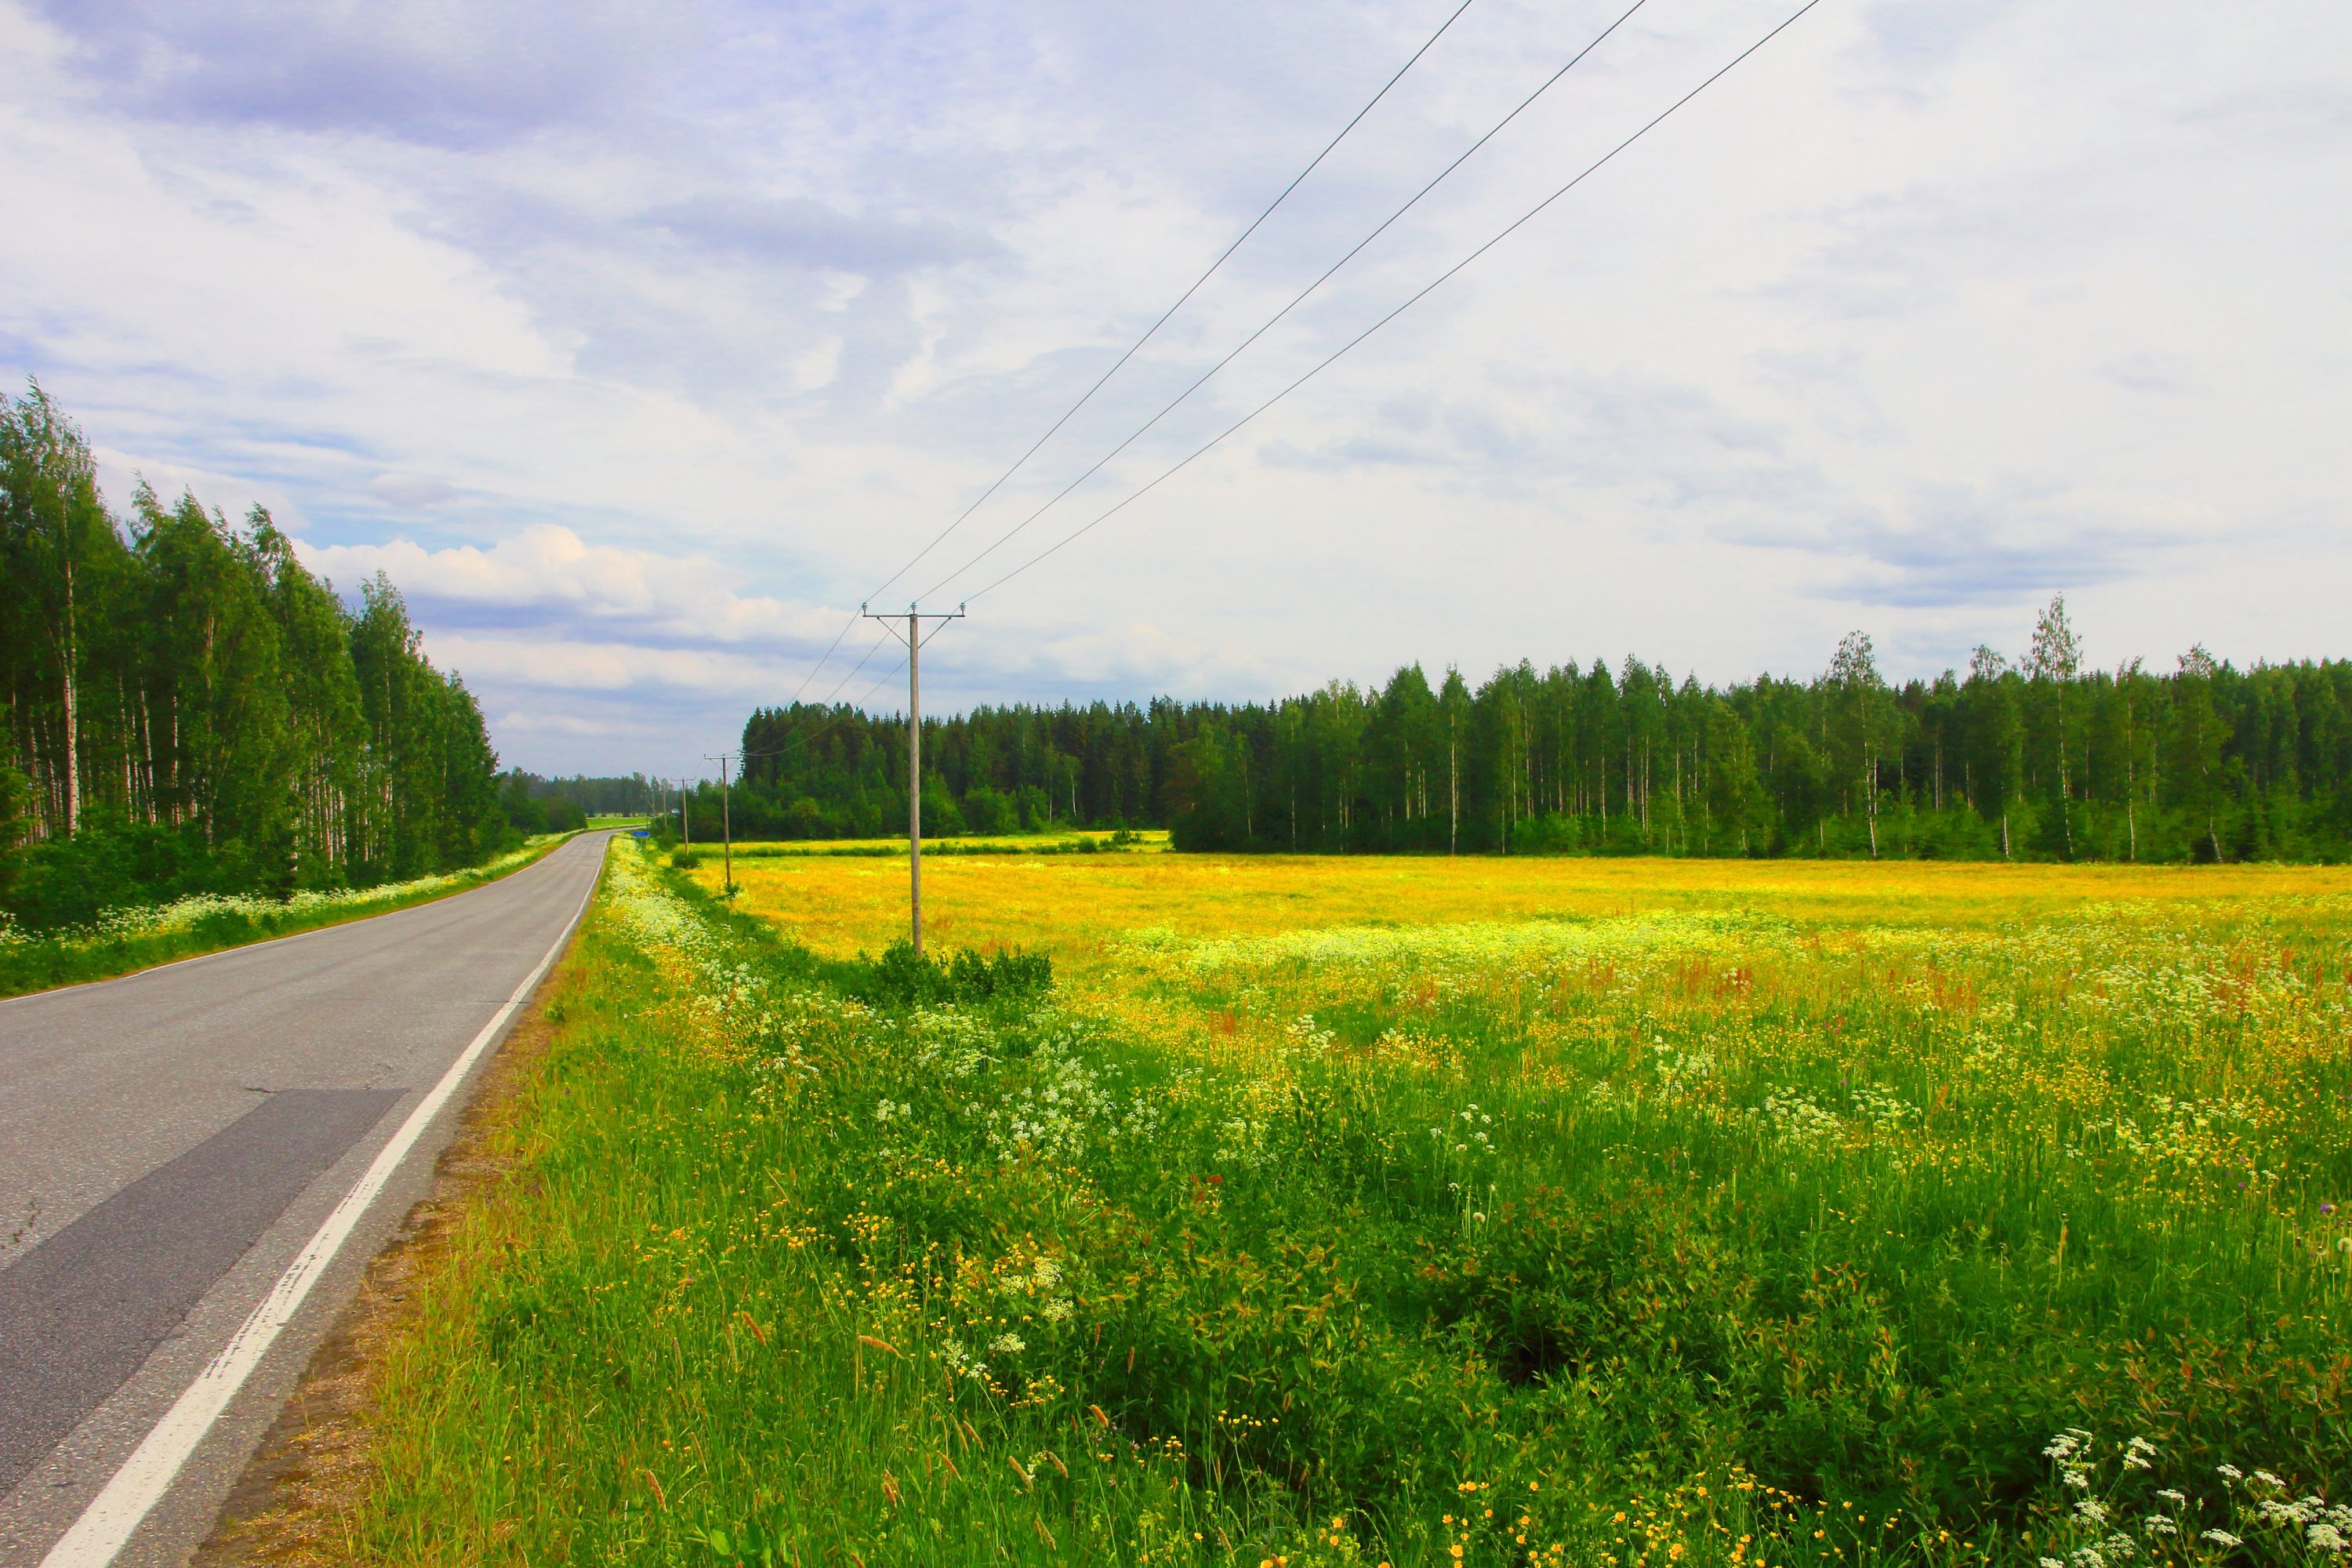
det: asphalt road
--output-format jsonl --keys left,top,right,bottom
{"left": 0, "top": 832, "right": 612, "bottom": 1567}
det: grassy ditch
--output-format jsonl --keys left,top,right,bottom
{"left": 0, "top": 834, "right": 577, "bottom": 1000}
{"left": 303, "top": 841, "right": 2352, "bottom": 1566}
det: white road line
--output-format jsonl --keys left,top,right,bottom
{"left": 39, "top": 841, "right": 606, "bottom": 1568}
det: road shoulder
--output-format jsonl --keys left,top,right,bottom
{"left": 190, "top": 952, "right": 577, "bottom": 1566}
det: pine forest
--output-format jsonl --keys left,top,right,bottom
{"left": 733, "top": 621, "right": 2352, "bottom": 863}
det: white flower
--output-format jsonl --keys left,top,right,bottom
{"left": 2308, "top": 1523, "right": 2348, "bottom": 1552}
{"left": 2076, "top": 1499, "right": 2109, "bottom": 1523}
{"left": 1041, "top": 1298, "right": 1074, "bottom": 1324}
{"left": 989, "top": 1332, "right": 1025, "bottom": 1356}
{"left": 2255, "top": 1470, "right": 2287, "bottom": 1490}
{"left": 2201, "top": 1530, "right": 2242, "bottom": 1547}
{"left": 2042, "top": 1559, "right": 2065, "bottom": 1568}
{"left": 2064, "top": 1469, "right": 2093, "bottom": 1490}
{"left": 2143, "top": 1518, "right": 2177, "bottom": 1537}
{"left": 2217, "top": 1465, "right": 2244, "bottom": 1482}
{"left": 2155, "top": 1490, "right": 2186, "bottom": 1505}
{"left": 2123, "top": 1454, "right": 2152, "bottom": 1470}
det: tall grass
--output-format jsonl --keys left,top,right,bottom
{"left": 339, "top": 844, "right": 2352, "bottom": 1566}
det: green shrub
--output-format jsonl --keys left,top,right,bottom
{"left": 855, "top": 938, "right": 1051, "bottom": 1007}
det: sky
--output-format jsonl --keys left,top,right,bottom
{"left": 2, "top": 0, "right": 2346, "bottom": 777}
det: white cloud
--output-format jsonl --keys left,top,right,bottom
{"left": 428, "top": 633, "right": 789, "bottom": 695}
{"left": 296, "top": 525, "right": 845, "bottom": 648}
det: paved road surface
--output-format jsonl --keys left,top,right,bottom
{"left": 0, "top": 833, "right": 611, "bottom": 1567}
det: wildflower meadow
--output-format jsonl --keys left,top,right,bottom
{"left": 314, "top": 842, "right": 2352, "bottom": 1566}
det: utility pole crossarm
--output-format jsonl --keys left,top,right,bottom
{"left": 861, "top": 602, "right": 967, "bottom": 956}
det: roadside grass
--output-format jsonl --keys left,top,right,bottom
{"left": 329, "top": 843, "right": 2352, "bottom": 1566}
{"left": 589, "top": 815, "right": 652, "bottom": 829}
{"left": 0, "top": 834, "right": 576, "bottom": 1000}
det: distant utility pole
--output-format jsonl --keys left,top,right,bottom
{"left": 704, "top": 752, "right": 736, "bottom": 895}
{"left": 678, "top": 775, "right": 691, "bottom": 845}
{"left": 862, "top": 601, "right": 966, "bottom": 955}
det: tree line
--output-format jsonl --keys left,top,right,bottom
{"left": 721, "top": 600, "right": 2351, "bottom": 862}
{"left": 496, "top": 770, "right": 664, "bottom": 835}
{"left": 1, "top": 385, "right": 513, "bottom": 926}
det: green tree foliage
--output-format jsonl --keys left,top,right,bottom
{"left": 728, "top": 596, "right": 2352, "bottom": 864}
{"left": 502, "top": 771, "right": 659, "bottom": 827}
{"left": 1702, "top": 697, "right": 1766, "bottom": 855}
{"left": 1828, "top": 630, "right": 1886, "bottom": 858}
{"left": 0, "top": 385, "right": 510, "bottom": 925}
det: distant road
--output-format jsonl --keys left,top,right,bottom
{"left": 0, "top": 832, "right": 612, "bottom": 1567}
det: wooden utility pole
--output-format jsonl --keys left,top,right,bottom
{"left": 704, "top": 753, "right": 736, "bottom": 894}
{"left": 862, "top": 602, "right": 965, "bottom": 954}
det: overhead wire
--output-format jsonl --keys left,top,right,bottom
{"left": 862, "top": 0, "right": 1482, "bottom": 605}
{"left": 857, "top": 652, "right": 912, "bottom": 707}
{"left": 734, "top": 615, "right": 921, "bottom": 772}
{"left": 821, "top": 623, "right": 894, "bottom": 702}
{"left": 916, "top": 0, "right": 1651, "bottom": 604}
{"left": 960, "top": 0, "right": 1827, "bottom": 604}
{"left": 780, "top": 615, "right": 859, "bottom": 706}
{"left": 784, "top": 0, "right": 1483, "bottom": 698}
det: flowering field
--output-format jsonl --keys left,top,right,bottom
{"left": 318, "top": 844, "right": 2352, "bottom": 1567}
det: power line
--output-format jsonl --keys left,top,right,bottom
{"left": 962, "top": 0, "right": 1827, "bottom": 605}
{"left": 734, "top": 615, "right": 922, "bottom": 768}
{"left": 731, "top": 640, "right": 915, "bottom": 772}
{"left": 728, "top": 631, "right": 892, "bottom": 760}
{"left": 864, "top": 0, "right": 1479, "bottom": 605}
{"left": 857, "top": 651, "right": 910, "bottom": 706}
{"left": 820, "top": 621, "right": 895, "bottom": 702}
{"left": 918, "top": 0, "right": 1651, "bottom": 604}
{"left": 782, "top": 615, "right": 858, "bottom": 706}
{"left": 787, "top": 0, "right": 1482, "bottom": 700}
{"left": 728, "top": 626, "right": 897, "bottom": 770}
